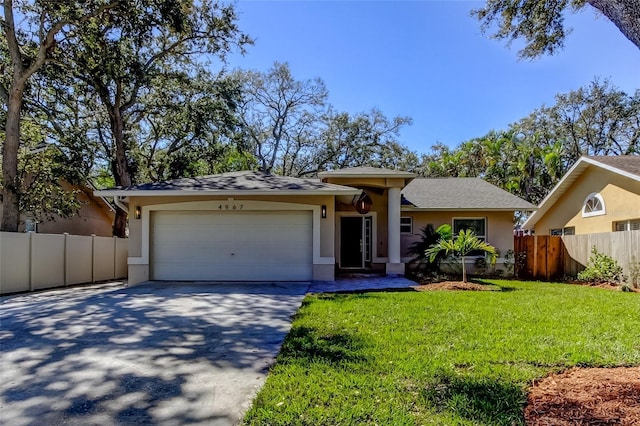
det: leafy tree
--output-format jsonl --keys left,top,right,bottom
{"left": 236, "top": 62, "right": 329, "bottom": 175}
{"left": 132, "top": 73, "right": 247, "bottom": 182}
{"left": 1, "top": 0, "right": 119, "bottom": 232}
{"left": 515, "top": 79, "right": 640, "bottom": 161}
{"left": 236, "top": 62, "right": 415, "bottom": 177}
{"left": 51, "top": 1, "right": 251, "bottom": 236}
{"left": 420, "top": 80, "right": 638, "bottom": 207}
{"left": 473, "top": 0, "right": 640, "bottom": 59}
{"left": 426, "top": 229, "right": 498, "bottom": 283}
{"left": 309, "top": 109, "right": 414, "bottom": 176}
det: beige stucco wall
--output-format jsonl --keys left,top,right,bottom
{"left": 534, "top": 167, "right": 640, "bottom": 235}
{"left": 400, "top": 210, "right": 516, "bottom": 275}
{"left": 0, "top": 185, "right": 114, "bottom": 237}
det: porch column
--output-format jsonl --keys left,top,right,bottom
{"left": 386, "top": 186, "right": 404, "bottom": 275}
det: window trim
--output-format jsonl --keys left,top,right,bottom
{"left": 582, "top": 192, "right": 606, "bottom": 218}
{"left": 551, "top": 226, "right": 574, "bottom": 236}
{"left": 614, "top": 219, "right": 640, "bottom": 232}
{"left": 452, "top": 217, "right": 487, "bottom": 258}
{"left": 400, "top": 216, "right": 413, "bottom": 234}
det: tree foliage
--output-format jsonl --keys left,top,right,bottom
{"left": 419, "top": 80, "right": 639, "bottom": 206}
{"left": 236, "top": 62, "right": 415, "bottom": 177}
{"left": 2, "top": 0, "right": 251, "bottom": 236}
{"left": 426, "top": 229, "right": 498, "bottom": 283}
{"left": 473, "top": 0, "right": 640, "bottom": 59}
{"left": 1, "top": 0, "right": 120, "bottom": 232}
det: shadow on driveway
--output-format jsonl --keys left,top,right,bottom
{"left": 0, "top": 281, "right": 308, "bottom": 425}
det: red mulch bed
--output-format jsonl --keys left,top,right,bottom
{"left": 525, "top": 367, "right": 640, "bottom": 425}
{"left": 412, "top": 281, "right": 495, "bottom": 291}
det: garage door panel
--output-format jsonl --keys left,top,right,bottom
{"left": 151, "top": 210, "right": 312, "bottom": 281}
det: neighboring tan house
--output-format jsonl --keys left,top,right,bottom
{"left": 523, "top": 156, "right": 640, "bottom": 235}
{"left": 0, "top": 182, "right": 115, "bottom": 237}
{"left": 95, "top": 167, "right": 535, "bottom": 284}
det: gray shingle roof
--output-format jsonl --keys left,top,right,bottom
{"left": 402, "top": 178, "right": 536, "bottom": 210}
{"left": 587, "top": 155, "right": 640, "bottom": 177}
{"left": 105, "top": 171, "right": 359, "bottom": 194}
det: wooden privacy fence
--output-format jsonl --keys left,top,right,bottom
{"left": 514, "top": 230, "right": 640, "bottom": 280}
{"left": 0, "top": 232, "right": 128, "bottom": 295}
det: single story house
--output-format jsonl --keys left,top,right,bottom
{"left": 523, "top": 156, "right": 640, "bottom": 235}
{"left": 95, "top": 167, "right": 535, "bottom": 284}
{"left": 0, "top": 181, "right": 115, "bottom": 236}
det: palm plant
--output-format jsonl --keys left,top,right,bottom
{"left": 407, "top": 224, "right": 452, "bottom": 272}
{"left": 426, "top": 229, "right": 498, "bottom": 283}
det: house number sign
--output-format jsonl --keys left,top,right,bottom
{"left": 218, "top": 204, "right": 244, "bottom": 210}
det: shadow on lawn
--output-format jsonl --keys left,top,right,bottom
{"left": 422, "top": 372, "right": 526, "bottom": 425}
{"left": 278, "top": 326, "right": 369, "bottom": 366}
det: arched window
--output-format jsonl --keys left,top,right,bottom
{"left": 582, "top": 193, "right": 605, "bottom": 217}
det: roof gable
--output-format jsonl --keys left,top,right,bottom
{"left": 402, "top": 178, "right": 535, "bottom": 210}
{"left": 523, "top": 155, "right": 640, "bottom": 229}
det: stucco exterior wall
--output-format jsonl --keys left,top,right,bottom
{"left": 127, "top": 194, "right": 336, "bottom": 283}
{"left": 0, "top": 185, "right": 114, "bottom": 237}
{"left": 534, "top": 167, "right": 640, "bottom": 235}
{"left": 400, "top": 210, "right": 516, "bottom": 274}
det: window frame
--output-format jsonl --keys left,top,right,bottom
{"left": 582, "top": 192, "right": 606, "bottom": 218}
{"left": 400, "top": 216, "right": 413, "bottom": 234}
{"left": 452, "top": 217, "right": 487, "bottom": 258}
{"left": 550, "top": 226, "right": 575, "bottom": 236}
{"left": 614, "top": 219, "right": 640, "bottom": 232}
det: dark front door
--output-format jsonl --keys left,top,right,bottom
{"left": 340, "top": 217, "right": 363, "bottom": 268}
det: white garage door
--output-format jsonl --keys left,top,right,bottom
{"left": 151, "top": 210, "right": 313, "bottom": 281}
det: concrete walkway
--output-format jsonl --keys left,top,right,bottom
{"left": 309, "top": 275, "right": 416, "bottom": 293}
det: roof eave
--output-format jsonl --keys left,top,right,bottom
{"left": 94, "top": 188, "right": 362, "bottom": 197}
{"left": 401, "top": 206, "right": 537, "bottom": 212}
{"left": 318, "top": 172, "right": 416, "bottom": 179}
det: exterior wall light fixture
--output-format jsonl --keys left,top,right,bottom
{"left": 134, "top": 206, "right": 141, "bottom": 220}
{"left": 321, "top": 205, "right": 327, "bottom": 219}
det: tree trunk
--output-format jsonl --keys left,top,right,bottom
{"left": 112, "top": 208, "right": 128, "bottom": 238}
{"left": 1, "top": 85, "right": 24, "bottom": 232}
{"left": 109, "top": 106, "right": 132, "bottom": 237}
{"left": 462, "top": 255, "right": 467, "bottom": 283}
{"left": 587, "top": 0, "right": 640, "bottom": 50}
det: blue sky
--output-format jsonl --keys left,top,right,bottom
{"left": 228, "top": 1, "right": 640, "bottom": 153}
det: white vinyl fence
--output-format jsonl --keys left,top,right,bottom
{"left": 562, "top": 230, "right": 640, "bottom": 277}
{"left": 0, "top": 232, "right": 127, "bottom": 295}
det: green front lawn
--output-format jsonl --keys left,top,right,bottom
{"left": 244, "top": 280, "right": 640, "bottom": 425}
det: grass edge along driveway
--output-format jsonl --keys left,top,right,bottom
{"left": 244, "top": 280, "right": 640, "bottom": 425}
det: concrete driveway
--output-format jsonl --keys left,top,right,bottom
{"left": 0, "top": 281, "right": 308, "bottom": 425}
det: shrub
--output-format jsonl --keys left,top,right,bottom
{"left": 408, "top": 224, "right": 452, "bottom": 273}
{"left": 577, "top": 246, "right": 623, "bottom": 284}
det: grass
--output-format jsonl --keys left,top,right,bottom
{"left": 243, "top": 280, "right": 640, "bottom": 425}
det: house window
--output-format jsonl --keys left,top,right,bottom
{"left": 24, "top": 217, "right": 37, "bottom": 233}
{"left": 614, "top": 219, "right": 640, "bottom": 231}
{"left": 582, "top": 193, "right": 605, "bottom": 217}
{"left": 551, "top": 227, "right": 574, "bottom": 236}
{"left": 400, "top": 217, "right": 413, "bottom": 233}
{"left": 453, "top": 218, "right": 486, "bottom": 257}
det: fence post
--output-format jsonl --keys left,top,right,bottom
{"left": 28, "top": 231, "right": 34, "bottom": 291}
{"left": 91, "top": 234, "right": 96, "bottom": 283}
{"left": 113, "top": 236, "right": 118, "bottom": 280}
{"left": 63, "top": 233, "right": 69, "bottom": 286}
